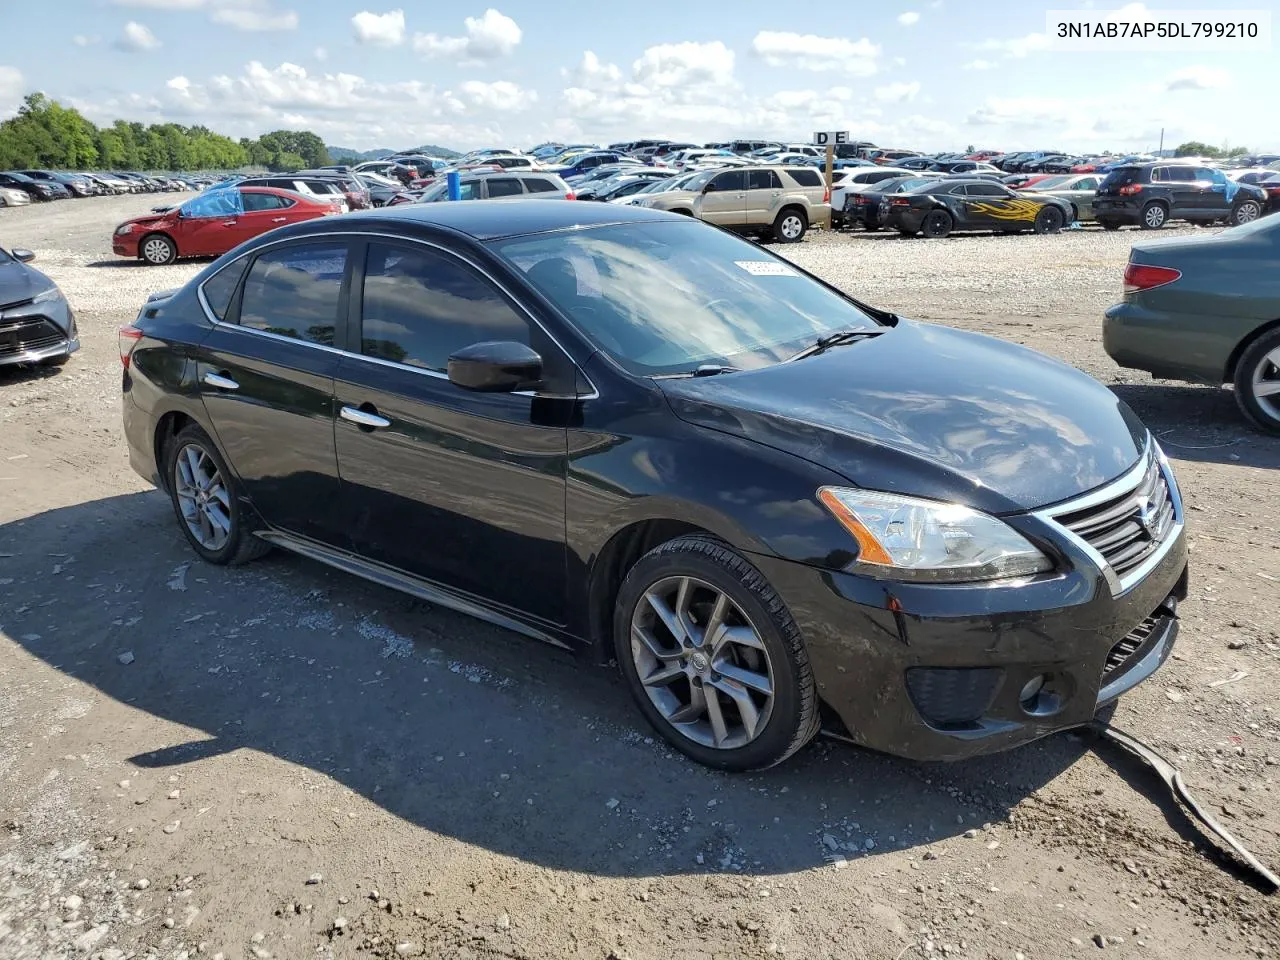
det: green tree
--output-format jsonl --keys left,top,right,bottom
{"left": 1174, "top": 140, "right": 1221, "bottom": 158}
{"left": 271, "top": 150, "right": 307, "bottom": 172}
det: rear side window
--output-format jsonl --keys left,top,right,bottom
{"left": 241, "top": 192, "right": 293, "bottom": 211}
{"left": 238, "top": 243, "right": 348, "bottom": 346}
{"left": 524, "top": 178, "right": 559, "bottom": 194}
{"left": 200, "top": 258, "right": 250, "bottom": 321}
{"left": 1099, "top": 167, "right": 1143, "bottom": 190}
{"left": 486, "top": 178, "right": 524, "bottom": 198}
{"left": 964, "top": 183, "right": 1008, "bottom": 197}
{"left": 360, "top": 242, "right": 529, "bottom": 372}
{"left": 748, "top": 170, "right": 782, "bottom": 190}
{"left": 1165, "top": 167, "right": 1197, "bottom": 182}
{"left": 785, "top": 168, "right": 822, "bottom": 187}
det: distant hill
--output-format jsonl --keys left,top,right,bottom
{"left": 327, "top": 143, "right": 462, "bottom": 162}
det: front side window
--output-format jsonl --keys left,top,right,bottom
{"left": 360, "top": 243, "right": 529, "bottom": 372}
{"left": 182, "top": 190, "right": 244, "bottom": 218}
{"left": 709, "top": 170, "right": 747, "bottom": 192}
{"left": 238, "top": 243, "right": 347, "bottom": 346}
{"left": 492, "top": 221, "right": 879, "bottom": 377}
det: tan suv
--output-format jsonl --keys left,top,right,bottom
{"left": 647, "top": 165, "right": 830, "bottom": 242}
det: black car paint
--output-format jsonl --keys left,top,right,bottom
{"left": 1094, "top": 162, "right": 1267, "bottom": 227}
{"left": 122, "top": 202, "right": 1187, "bottom": 762}
{"left": 884, "top": 181, "right": 1072, "bottom": 235}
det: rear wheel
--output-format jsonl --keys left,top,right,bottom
{"left": 165, "top": 424, "right": 270, "bottom": 565}
{"left": 921, "top": 209, "right": 953, "bottom": 239}
{"left": 772, "top": 208, "right": 808, "bottom": 243}
{"left": 614, "top": 536, "right": 820, "bottom": 771}
{"left": 1233, "top": 328, "right": 1280, "bottom": 435}
{"left": 1230, "top": 200, "right": 1262, "bottom": 226}
{"left": 1033, "top": 205, "right": 1064, "bottom": 234}
{"left": 1139, "top": 202, "right": 1167, "bottom": 230}
{"left": 140, "top": 233, "right": 177, "bottom": 265}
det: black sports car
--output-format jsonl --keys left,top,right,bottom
{"left": 0, "top": 246, "right": 78, "bottom": 367}
{"left": 120, "top": 201, "right": 1187, "bottom": 771}
{"left": 883, "top": 179, "right": 1073, "bottom": 238}
{"left": 843, "top": 175, "right": 939, "bottom": 230}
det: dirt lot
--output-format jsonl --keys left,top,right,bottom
{"left": 1, "top": 195, "right": 1278, "bottom": 960}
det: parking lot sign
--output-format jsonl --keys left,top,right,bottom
{"left": 812, "top": 131, "right": 849, "bottom": 147}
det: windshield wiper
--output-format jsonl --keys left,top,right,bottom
{"left": 785, "top": 330, "right": 879, "bottom": 363}
{"left": 652, "top": 364, "right": 739, "bottom": 380}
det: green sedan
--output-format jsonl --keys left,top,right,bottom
{"left": 1104, "top": 213, "right": 1280, "bottom": 432}
{"left": 1022, "top": 174, "right": 1102, "bottom": 222}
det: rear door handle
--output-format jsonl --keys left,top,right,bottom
{"left": 203, "top": 371, "right": 239, "bottom": 390}
{"left": 340, "top": 405, "right": 391, "bottom": 429}
{"left": 272, "top": 217, "right": 287, "bottom": 222}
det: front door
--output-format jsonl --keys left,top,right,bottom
{"left": 333, "top": 239, "right": 570, "bottom": 625}
{"left": 195, "top": 240, "right": 349, "bottom": 545}
{"left": 699, "top": 169, "right": 748, "bottom": 226}
{"left": 175, "top": 189, "right": 249, "bottom": 256}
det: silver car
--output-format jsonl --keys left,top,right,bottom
{"left": 417, "top": 171, "right": 574, "bottom": 202}
{"left": 1023, "top": 173, "right": 1102, "bottom": 222}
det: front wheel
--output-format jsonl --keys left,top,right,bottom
{"left": 772, "top": 208, "right": 808, "bottom": 243}
{"left": 1233, "top": 328, "right": 1280, "bottom": 435}
{"left": 165, "top": 424, "right": 271, "bottom": 565}
{"left": 1230, "top": 200, "right": 1262, "bottom": 226}
{"left": 614, "top": 536, "right": 820, "bottom": 771}
{"left": 140, "top": 233, "right": 177, "bottom": 265}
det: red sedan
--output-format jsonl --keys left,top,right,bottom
{"left": 113, "top": 186, "right": 336, "bottom": 265}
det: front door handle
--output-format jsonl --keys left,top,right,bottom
{"left": 272, "top": 217, "right": 287, "bottom": 222}
{"left": 340, "top": 405, "right": 391, "bottom": 429}
{"left": 203, "top": 371, "right": 239, "bottom": 390}
{"left": 222, "top": 220, "right": 238, "bottom": 226}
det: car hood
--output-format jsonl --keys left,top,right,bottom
{"left": 120, "top": 212, "right": 174, "bottom": 229}
{"left": 0, "top": 260, "right": 55, "bottom": 307}
{"left": 658, "top": 319, "right": 1147, "bottom": 514}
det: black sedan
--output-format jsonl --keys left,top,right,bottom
{"left": 120, "top": 202, "right": 1187, "bottom": 769}
{"left": 0, "top": 171, "right": 70, "bottom": 201}
{"left": 884, "top": 179, "right": 1073, "bottom": 238}
{"left": 0, "top": 246, "right": 78, "bottom": 367}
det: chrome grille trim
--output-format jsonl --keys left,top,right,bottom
{"left": 1033, "top": 436, "right": 1184, "bottom": 598}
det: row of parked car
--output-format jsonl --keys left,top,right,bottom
{"left": 0, "top": 169, "right": 210, "bottom": 206}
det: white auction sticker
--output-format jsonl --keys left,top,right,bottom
{"left": 735, "top": 260, "right": 799, "bottom": 276}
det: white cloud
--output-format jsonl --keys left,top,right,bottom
{"left": 72, "top": 34, "right": 101, "bottom": 46}
{"left": 897, "top": 11, "right": 920, "bottom": 26}
{"left": 962, "top": 59, "right": 996, "bottom": 70}
{"left": 0, "top": 66, "right": 22, "bottom": 117}
{"left": 313, "top": 46, "right": 328, "bottom": 61}
{"left": 352, "top": 9, "right": 405, "bottom": 46}
{"left": 457, "top": 80, "right": 536, "bottom": 112}
{"left": 413, "top": 9, "right": 521, "bottom": 64}
{"left": 874, "top": 81, "right": 920, "bottom": 102}
{"left": 1165, "top": 65, "right": 1230, "bottom": 91}
{"left": 633, "top": 41, "right": 735, "bottom": 89}
{"left": 114, "top": 22, "right": 162, "bottom": 51}
{"left": 113, "top": 0, "right": 298, "bottom": 31}
{"left": 973, "top": 31, "right": 1050, "bottom": 58}
{"left": 750, "top": 31, "right": 880, "bottom": 75}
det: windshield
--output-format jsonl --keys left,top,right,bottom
{"left": 490, "top": 221, "right": 880, "bottom": 377}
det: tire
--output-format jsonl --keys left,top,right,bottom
{"left": 1230, "top": 200, "right": 1262, "bottom": 226}
{"left": 921, "top": 209, "right": 953, "bottom": 239}
{"left": 671, "top": 208, "right": 694, "bottom": 217}
{"left": 1033, "top": 205, "right": 1064, "bottom": 234}
{"left": 1233, "top": 327, "right": 1280, "bottom": 435}
{"left": 772, "top": 208, "right": 808, "bottom": 243}
{"left": 1139, "top": 202, "right": 1167, "bottom": 230}
{"left": 164, "top": 424, "right": 271, "bottom": 566}
{"left": 140, "top": 233, "right": 177, "bottom": 265}
{"left": 613, "top": 535, "right": 821, "bottom": 771}
{"left": 1100, "top": 219, "right": 1122, "bottom": 231}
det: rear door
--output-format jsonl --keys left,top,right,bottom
{"left": 239, "top": 190, "right": 300, "bottom": 243}
{"left": 698, "top": 169, "right": 748, "bottom": 225}
{"left": 195, "top": 240, "right": 348, "bottom": 544}
{"left": 333, "top": 239, "right": 570, "bottom": 623}
{"left": 961, "top": 181, "right": 1028, "bottom": 228}
{"left": 744, "top": 168, "right": 783, "bottom": 220}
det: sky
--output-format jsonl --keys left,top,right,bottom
{"left": 1, "top": 0, "right": 1276, "bottom": 153}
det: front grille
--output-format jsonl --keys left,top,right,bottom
{"left": 905, "top": 667, "right": 1003, "bottom": 728}
{"left": 1104, "top": 613, "right": 1161, "bottom": 677}
{"left": 1053, "top": 453, "right": 1176, "bottom": 580}
{"left": 0, "top": 317, "right": 65, "bottom": 358}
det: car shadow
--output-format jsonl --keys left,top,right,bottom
{"left": 85, "top": 257, "right": 217, "bottom": 269}
{"left": 1, "top": 492, "right": 1079, "bottom": 879}
{"left": 1110, "top": 383, "right": 1280, "bottom": 469}
{"left": 0, "top": 362, "right": 66, "bottom": 386}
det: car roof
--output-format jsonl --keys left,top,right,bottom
{"left": 308, "top": 199, "right": 685, "bottom": 241}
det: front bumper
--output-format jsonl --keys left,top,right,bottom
{"left": 751, "top": 507, "right": 1189, "bottom": 762}
{"left": 0, "top": 300, "right": 79, "bottom": 367}
{"left": 113, "top": 233, "right": 141, "bottom": 258}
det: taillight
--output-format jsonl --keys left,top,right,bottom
{"left": 119, "top": 325, "right": 144, "bottom": 368}
{"left": 1119, "top": 183, "right": 1143, "bottom": 196}
{"left": 564, "top": 191, "right": 576, "bottom": 200}
{"left": 850, "top": 193, "right": 865, "bottom": 203}
{"left": 822, "top": 185, "right": 830, "bottom": 203}
{"left": 890, "top": 197, "right": 910, "bottom": 206}
{"left": 1123, "top": 262, "right": 1181, "bottom": 294}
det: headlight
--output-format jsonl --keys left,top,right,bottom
{"left": 817, "top": 487, "right": 1053, "bottom": 583}
{"left": 115, "top": 223, "right": 134, "bottom": 235}
{"left": 31, "top": 286, "right": 65, "bottom": 305}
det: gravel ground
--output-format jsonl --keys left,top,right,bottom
{"left": 1, "top": 196, "right": 1279, "bottom": 960}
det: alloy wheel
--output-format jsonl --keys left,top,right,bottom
{"left": 630, "top": 575, "right": 775, "bottom": 750}
{"left": 1252, "top": 346, "right": 1280, "bottom": 421}
{"left": 780, "top": 215, "right": 804, "bottom": 240}
{"left": 173, "top": 442, "right": 233, "bottom": 551}
{"left": 1143, "top": 205, "right": 1166, "bottom": 229}
{"left": 143, "top": 237, "right": 173, "bottom": 264}
{"left": 1235, "top": 202, "right": 1261, "bottom": 225}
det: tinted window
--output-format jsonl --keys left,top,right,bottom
{"left": 786, "top": 168, "right": 822, "bottom": 187}
{"left": 1202, "top": 168, "right": 1227, "bottom": 184}
{"left": 524, "top": 178, "right": 559, "bottom": 194}
{"left": 1100, "top": 167, "right": 1143, "bottom": 189}
{"left": 486, "top": 178, "right": 524, "bottom": 198}
{"left": 1167, "top": 167, "right": 1197, "bottom": 182}
{"left": 241, "top": 191, "right": 293, "bottom": 211}
{"left": 200, "top": 258, "right": 250, "bottom": 321}
{"left": 239, "top": 244, "right": 347, "bottom": 346}
{"left": 964, "top": 183, "right": 1008, "bottom": 197}
{"left": 360, "top": 243, "right": 529, "bottom": 372}
{"left": 748, "top": 170, "right": 782, "bottom": 190}
{"left": 709, "top": 170, "right": 747, "bottom": 191}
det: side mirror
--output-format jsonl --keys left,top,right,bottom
{"left": 11, "top": 248, "right": 35, "bottom": 263}
{"left": 448, "top": 341, "right": 542, "bottom": 393}
{"left": 702, "top": 182, "right": 716, "bottom": 193}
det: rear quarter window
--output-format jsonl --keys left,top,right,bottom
{"left": 523, "top": 178, "right": 559, "bottom": 193}
{"left": 784, "top": 168, "right": 822, "bottom": 187}
{"left": 200, "top": 258, "right": 250, "bottom": 321}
